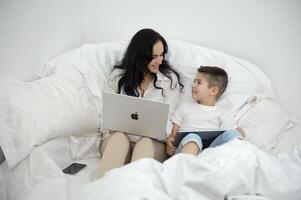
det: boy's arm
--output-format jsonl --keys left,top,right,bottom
{"left": 171, "top": 123, "right": 180, "bottom": 138}
{"left": 236, "top": 126, "right": 246, "bottom": 138}
{"left": 166, "top": 123, "right": 180, "bottom": 156}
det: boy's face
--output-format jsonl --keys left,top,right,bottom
{"left": 191, "top": 72, "right": 217, "bottom": 103}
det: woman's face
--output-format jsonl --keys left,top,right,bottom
{"left": 147, "top": 41, "right": 164, "bottom": 74}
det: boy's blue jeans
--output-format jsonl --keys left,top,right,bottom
{"left": 175, "top": 129, "right": 242, "bottom": 155}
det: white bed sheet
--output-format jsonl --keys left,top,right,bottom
{"left": 4, "top": 136, "right": 101, "bottom": 200}
{"left": 79, "top": 140, "right": 301, "bottom": 200}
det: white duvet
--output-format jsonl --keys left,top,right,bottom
{"left": 80, "top": 140, "right": 301, "bottom": 200}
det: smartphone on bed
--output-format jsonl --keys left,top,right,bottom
{"left": 63, "top": 163, "right": 87, "bottom": 175}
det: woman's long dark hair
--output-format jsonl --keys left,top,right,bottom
{"left": 114, "top": 28, "right": 183, "bottom": 97}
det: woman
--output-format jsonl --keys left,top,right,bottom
{"left": 99, "top": 28, "right": 183, "bottom": 177}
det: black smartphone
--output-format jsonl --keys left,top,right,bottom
{"left": 62, "top": 163, "right": 87, "bottom": 175}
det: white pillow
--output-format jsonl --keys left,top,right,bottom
{"left": 0, "top": 70, "right": 99, "bottom": 169}
{"left": 234, "top": 96, "right": 297, "bottom": 152}
{"left": 271, "top": 124, "right": 301, "bottom": 155}
{"left": 40, "top": 47, "right": 81, "bottom": 77}
{"left": 0, "top": 42, "right": 126, "bottom": 169}
{"left": 166, "top": 40, "right": 275, "bottom": 103}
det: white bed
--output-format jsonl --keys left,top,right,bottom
{"left": 0, "top": 40, "right": 300, "bottom": 200}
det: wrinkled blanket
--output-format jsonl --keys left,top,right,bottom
{"left": 79, "top": 140, "right": 301, "bottom": 200}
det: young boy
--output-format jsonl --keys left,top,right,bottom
{"left": 166, "top": 66, "right": 244, "bottom": 156}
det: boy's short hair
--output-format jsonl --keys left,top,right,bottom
{"left": 197, "top": 66, "right": 228, "bottom": 99}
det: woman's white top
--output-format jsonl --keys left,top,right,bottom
{"left": 103, "top": 68, "right": 181, "bottom": 141}
{"left": 172, "top": 101, "right": 229, "bottom": 132}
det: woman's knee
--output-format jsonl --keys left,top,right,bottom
{"left": 111, "top": 132, "right": 129, "bottom": 140}
{"left": 136, "top": 137, "right": 153, "bottom": 146}
{"left": 100, "top": 132, "right": 130, "bottom": 154}
{"left": 132, "top": 137, "right": 165, "bottom": 162}
{"left": 133, "top": 137, "right": 154, "bottom": 155}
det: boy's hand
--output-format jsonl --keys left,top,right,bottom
{"left": 236, "top": 127, "right": 246, "bottom": 138}
{"left": 166, "top": 135, "right": 176, "bottom": 156}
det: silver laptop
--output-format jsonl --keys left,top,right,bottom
{"left": 102, "top": 92, "right": 170, "bottom": 141}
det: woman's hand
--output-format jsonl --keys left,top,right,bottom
{"left": 166, "top": 135, "right": 176, "bottom": 156}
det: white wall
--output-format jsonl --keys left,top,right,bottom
{"left": 84, "top": 0, "right": 301, "bottom": 120}
{"left": 0, "top": 0, "right": 300, "bottom": 120}
{"left": 0, "top": 0, "right": 84, "bottom": 82}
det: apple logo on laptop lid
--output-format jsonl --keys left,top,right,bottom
{"left": 131, "top": 112, "right": 139, "bottom": 120}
